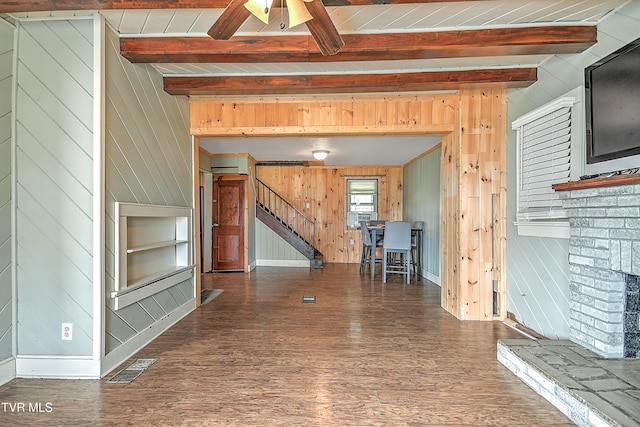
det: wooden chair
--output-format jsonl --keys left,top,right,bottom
{"left": 382, "top": 221, "right": 412, "bottom": 284}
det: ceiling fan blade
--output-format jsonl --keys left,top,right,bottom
{"left": 208, "top": 0, "right": 252, "bottom": 40}
{"left": 304, "top": 0, "right": 344, "bottom": 56}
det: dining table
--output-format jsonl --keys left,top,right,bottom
{"left": 367, "top": 224, "right": 423, "bottom": 281}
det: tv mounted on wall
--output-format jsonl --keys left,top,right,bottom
{"left": 584, "top": 36, "right": 640, "bottom": 176}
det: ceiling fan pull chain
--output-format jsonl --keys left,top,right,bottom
{"left": 280, "top": 0, "right": 286, "bottom": 30}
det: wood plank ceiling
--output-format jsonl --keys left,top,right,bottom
{"left": 0, "top": 0, "right": 626, "bottom": 96}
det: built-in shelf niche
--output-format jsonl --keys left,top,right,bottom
{"left": 112, "top": 202, "right": 194, "bottom": 310}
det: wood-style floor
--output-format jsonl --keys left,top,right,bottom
{"left": 0, "top": 264, "right": 574, "bottom": 426}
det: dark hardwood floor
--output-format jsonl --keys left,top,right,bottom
{"left": 0, "top": 264, "right": 573, "bottom": 426}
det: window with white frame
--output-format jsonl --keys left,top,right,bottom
{"left": 512, "top": 89, "right": 583, "bottom": 238}
{"left": 346, "top": 179, "right": 378, "bottom": 227}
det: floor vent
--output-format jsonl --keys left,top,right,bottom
{"left": 302, "top": 296, "right": 316, "bottom": 304}
{"left": 107, "top": 358, "right": 157, "bottom": 384}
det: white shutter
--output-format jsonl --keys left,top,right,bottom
{"left": 513, "top": 97, "right": 575, "bottom": 221}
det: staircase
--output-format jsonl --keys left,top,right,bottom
{"left": 255, "top": 178, "right": 323, "bottom": 268}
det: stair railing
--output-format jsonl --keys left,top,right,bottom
{"left": 256, "top": 178, "right": 315, "bottom": 247}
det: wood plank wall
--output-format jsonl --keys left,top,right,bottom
{"left": 256, "top": 165, "right": 403, "bottom": 264}
{"left": 190, "top": 94, "right": 456, "bottom": 136}
{"left": 15, "top": 19, "right": 96, "bottom": 356}
{"left": 190, "top": 90, "right": 507, "bottom": 321}
{"left": 0, "top": 19, "right": 13, "bottom": 361}
{"left": 441, "top": 88, "right": 507, "bottom": 320}
{"left": 104, "top": 24, "right": 194, "bottom": 361}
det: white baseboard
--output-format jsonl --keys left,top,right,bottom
{"left": 100, "top": 298, "right": 195, "bottom": 378}
{"left": 423, "top": 270, "right": 440, "bottom": 285}
{"left": 256, "top": 259, "right": 310, "bottom": 267}
{"left": 9, "top": 299, "right": 196, "bottom": 380}
{"left": 16, "top": 356, "right": 100, "bottom": 379}
{"left": 0, "top": 357, "right": 16, "bottom": 385}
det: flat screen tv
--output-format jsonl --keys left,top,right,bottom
{"left": 585, "top": 36, "right": 640, "bottom": 176}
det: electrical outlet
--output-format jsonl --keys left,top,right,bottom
{"left": 61, "top": 323, "right": 73, "bottom": 341}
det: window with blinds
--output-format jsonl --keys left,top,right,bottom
{"left": 347, "top": 179, "right": 378, "bottom": 227}
{"left": 513, "top": 97, "right": 577, "bottom": 221}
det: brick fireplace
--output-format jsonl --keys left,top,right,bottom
{"left": 556, "top": 175, "right": 640, "bottom": 358}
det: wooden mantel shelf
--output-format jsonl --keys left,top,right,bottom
{"left": 553, "top": 174, "right": 640, "bottom": 191}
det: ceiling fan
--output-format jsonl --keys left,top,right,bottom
{"left": 208, "top": 0, "right": 345, "bottom": 56}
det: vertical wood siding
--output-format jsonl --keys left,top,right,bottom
{"left": 0, "top": 20, "right": 14, "bottom": 361}
{"left": 103, "top": 25, "right": 193, "bottom": 354}
{"left": 190, "top": 94, "right": 457, "bottom": 137}
{"left": 506, "top": 2, "right": 640, "bottom": 338}
{"left": 440, "top": 89, "right": 507, "bottom": 321}
{"left": 403, "top": 146, "right": 442, "bottom": 284}
{"left": 460, "top": 88, "right": 507, "bottom": 321}
{"left": 15, "top": 19, "right": 95, "bottom": 355}
{"left": 440, "top": 131, "right": 460, "bottom": 317}
{"left": 256, "top": 165, "right": 403, "bottom": 264}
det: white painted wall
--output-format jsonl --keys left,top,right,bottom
{"left": 403, "top": 146, "right": 442, "bottom": 285}
{"left": 102, "top": 23, "right": 194, "bottom": 372}
{"left": 0, "top": 19, "right": 14, "bottom": 368}
{"left": 255, "top": 220, "right": 309, "bottom": 267}
{"left": 15, "top": 18, "right": 95, "bottom": 357}
{"left": 0, "top": 15, "right": 194, "bottom": 380}
{"left": 506, "top": 2, "right": 640, "bottom": 339}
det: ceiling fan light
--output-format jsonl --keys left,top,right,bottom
{"left": 286, "top": 0, "right": 313, "bottom": 28}
{"left": 312, "top": 149, "right": 329, "bottom": 160}
{"left": 244, "top": 0, "right": 274, "bottom": 24}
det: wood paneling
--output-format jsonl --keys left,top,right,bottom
{"left": 255, "top": 221, "right": 309, "bottom": 263}
{"left": 440, "top": 131, "right": 461, "bottom": 318}
{"left": 0, "top": 20, "right": 13, "bottom": 361}
{"left": 194, "top": 90, "right": 505, "bottom": 320}
{"left": 104, "top": 24, "right": 194, "bottom": 354}
{"left": 442, "top": 88, "right": 507, "bottom": 320}
{"left": 15, "top": 19, "right": 95, "bottom": 356}
{"left": 256, "top": 166, "right": 403, "bottom": 264}
{"left": 191, "top": 93, "right": 457, "bottom": 136}
{"left": 403, "top": 145, "right": 442, "bottom": 283}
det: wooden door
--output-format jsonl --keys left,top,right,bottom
{"left": 213, "top": 176, "right": 245, "bottom": 271}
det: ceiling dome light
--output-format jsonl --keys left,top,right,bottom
{"left": 312, "top": 149, "right": 329, "bottom": 160}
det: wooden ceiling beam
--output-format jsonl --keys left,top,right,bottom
{"left": 120, "top": 26, "right": 596, "bottom": 64}
{"left": 163, "top": 67, "right": 537, "bottom": 96}
{"left": 0, "top": 0, "right": 494, "bottom": 13}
